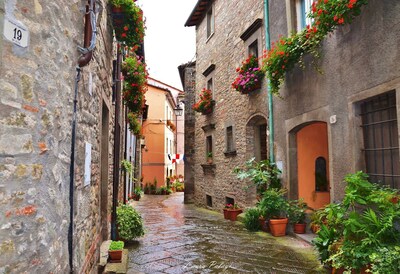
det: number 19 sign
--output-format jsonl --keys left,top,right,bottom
{"left": 3, "top": 18, "right": 29, "bottom": 48}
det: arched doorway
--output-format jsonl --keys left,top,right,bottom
{"left": 246, "top": 115, "right": 268, "bottom": 161}
{"left": 296, "top": 122, "right": 330, "bottom": 210}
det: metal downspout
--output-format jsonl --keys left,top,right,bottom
{"left": 264, "top": 0, "right": 275, "bottom": 163}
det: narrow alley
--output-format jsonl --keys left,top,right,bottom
{"left": 126, "top": 193, "right": 325, "bottom": 274}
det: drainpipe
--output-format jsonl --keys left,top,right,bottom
{"left": 68, "top": 1, "right": 97, "bottom": 272}
{"left": 264, "top": 0, "right": 274, "bottom": 163}
{"left": 111, "top": 44, "right": 122, "bottom": 240}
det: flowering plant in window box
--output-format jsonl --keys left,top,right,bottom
{"left": 110, "top": 0, "right": 145, "bottom": 47}
{"left": 232, "top": 55, "right": 265, "bottom": 94}
{"left": 192, "top": 88, "right": 214, "bottom": 115}
{"left": 262, "top": 0, "right": 368, "bottom": 95}
{"left": 122, "top": 54, "right": 148, "bottom": 114}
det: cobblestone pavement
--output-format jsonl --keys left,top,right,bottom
{"left": 127, "top": 193, "right": 326, "bottom": 274}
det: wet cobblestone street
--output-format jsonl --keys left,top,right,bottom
{"left": 127, "top": 193, "right": 326, "bottom": 274}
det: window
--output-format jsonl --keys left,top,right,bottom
{"left": 248, "top": 40, "right": 259, "bottom": 58}
{"left": 207, "top": 78, "right": 213, "bottom": 92}
{"left": 226, "top": 126, "right": 234, "bottom": 152}
{"left": 225, "top": 197, "right": 234, "bottom": 206}
{"left": 206, "top": 135, "right": 213, "bottom": 160}
{"left": 290, "top": 0, "right": 314, "bottom": 32}
{"left": 360, "top": 91, "right": 399, "bottom": 188}
{"left": 206, "top": 195, "right": 213, "bottom": 207}
{"left": 315, "top": 157, "right": 328, "bottom": 191}
{"left": 206, "top": 5, "right": 214, "bottom": 38}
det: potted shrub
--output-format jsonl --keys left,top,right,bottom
{"left": 287, "top": 199, "right": 308, "bottom": 234}
{"left": 258, "top": 188, "right": 288, "bottom": 237}
{"left": 143, "top": 183, "right": 150, "bottom": 195}
{"left": 108, "top": 240, "right": 124, "bottom": 262}
{"left": 223, "top": 203, "right": 243, "bottom": 221}
{"left": 116, "top": 203, "right": 145, "bottom": 241}
{"left": 232, "top": 55, "right": 265, "bottom": 94}
{"left": 243, "top": 207, "right": 262, "bottom": 231}
{"left": 206, "top": 152, "right": 213, "bottom": 164}
{"left": 233, "top": 157, "right": 281, "bottom": 198}
{"left": 132, "top": 187, "right": 142, "bottom": 201}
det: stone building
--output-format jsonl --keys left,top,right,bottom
{"left": 271, "top": 0, "right": 400, "bottom": 207}
{"left": 0, "top": 0, "right": 141, "bottom": 273}
{"left": 185, "top": 0, "right": 269, "bottom": 209}
{"left": 185, "top": 0, "right": 399, "bottom": 212}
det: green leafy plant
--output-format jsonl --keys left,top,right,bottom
{"left": 109, "top": 240, "right": 124, "bottom": 251}
{"left": 192, "top": 88, "right": 213, "bottom": 114}
{"left": 311, "top": 171, "right": 400, "bottom": 272}
{"left": 258, "top": 188, "right": 288, "bottom": 219}
{"left": 243, "top": 207, "right": 262, "bottom": 231}
{"left": 287, "top": 199, "right": 308, "bottom": 224}
{"left": 116, "top": 203, "right": 145, "bottom": 240}
{"left": 121, "top": 159, "right": 133, "bottom": 176}
{"left": 110, "top": 0, "right": 145, "bottom": 47}
{"left": 234, "top": 158, "right": 281, "bottom": 195}
{"left": 232, "top": 55, "right": 265, "bottom": 94}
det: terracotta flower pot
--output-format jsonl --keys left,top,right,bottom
{"left": 269, "top": 218, "right": 288, "bottom": 237}
{"left": 223, "top": 209, "right": 243, "bottom": 221}
{"left": 293, "top": 223, "right": 306, "bottom": 234}
{"left": 108, "top": 250, "right": 122, "bottom": 262}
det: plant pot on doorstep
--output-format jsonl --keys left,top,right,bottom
{"left": 293, "top": 223, "right": 307, "bottom": 234}
{"left": 269, "top": 218, "right": 288, "bottom": 237}
{"left": 108, "top": 250, "right": 123, "bottom": 262}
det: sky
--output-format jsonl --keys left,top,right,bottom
{"left": 136, "top": 0, "right": 198, "bottom": 91}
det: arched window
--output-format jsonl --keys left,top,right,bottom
{"left": 315, "top": 157, "right": 328, "bottom": 191}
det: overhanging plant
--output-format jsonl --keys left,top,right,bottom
{"left": 262, "top": 0, "right": 368, "bottom": 95}
{"left": 232, "top": 55, "right": 265, "bottom": 94}
{"left": 121, "top": 159, "right": 133, "bottom": 176}
{"left": 192, "top": 88, "right": 213, "bottom": 115}
{"left": 110, "top": 0, "right": 145, "bottom": 47}
{"left": 122, "top": 54, "right": 148, "bottom": 114}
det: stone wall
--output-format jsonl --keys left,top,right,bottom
{"left": 0, "top": 0, "right": 116, "bottom": 273}
{"left": 192, "top": 0, "right": 267, "bottom": 211}
{"left": 272, "top": 0, "right": 400, "bottom": 201}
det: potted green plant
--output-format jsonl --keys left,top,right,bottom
{"left": 287, "top": 199, "right": 308, "bottom": 234}
{"left": 116, "top": 203, "right": 145, "bottom": 241}
{"left": 121, "top": 159, "right": 133, "bottom": 176}
{"left": 206, "top": 152, "right": 213, "bottom": 164}
{"left": 234, "top": 158, "right": 281, "bottom": 197}
{"left": 223, "top": 203, "right": 243, "bottom": 221}
{"left": 108, "top": 240, "right": 124, "bottom": 262}
{"left": 132, "top": 187, "right": 142, "bottom": 201}
{"left": 243, "top": 207, "right": 262, "bottom": 231}
{"left": 258, "top": 188, "right": 288, "bottom": 237}
{"left": 143, "top": 183, "right": 150, "bottom": 195}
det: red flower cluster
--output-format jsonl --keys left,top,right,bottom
{"left": 232, "top": 55, "right": 265, "bottom": 94}
{"left": 192, "top": 88, "right": 213, "bottom": 114}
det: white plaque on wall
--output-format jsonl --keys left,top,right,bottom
{"left": 3, "top": 18, "right": 29, "bottom": 48}
{"left": 84, "top": 142, "right": 92, "bottom": 186}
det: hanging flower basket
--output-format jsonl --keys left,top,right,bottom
{"left": 232, "top": 55, "right": 265, "bottom": 94}
{"left": 110, "top": 0, "right": 145, "bottom": 47}
{"left": 192, "top": 88, "right": 214, "bottom": 115}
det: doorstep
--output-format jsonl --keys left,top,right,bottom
{"left": 289, "top": 231, "right": 316, "bottom": 245}
{"left": 99, "top": 240, "right": 129, "bottom": 274}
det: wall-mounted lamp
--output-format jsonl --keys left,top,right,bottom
{"left": 174, "top": 103, "right": 183, "bottom": 117}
